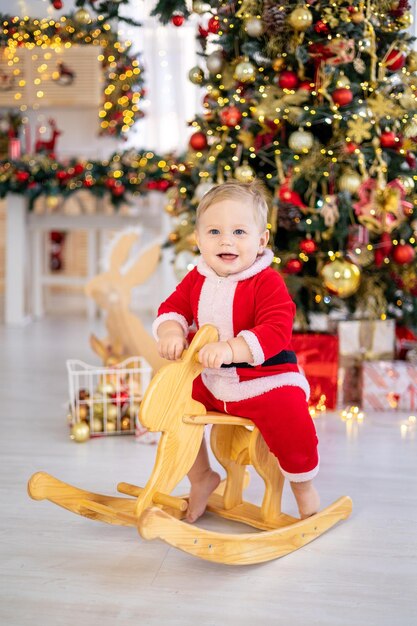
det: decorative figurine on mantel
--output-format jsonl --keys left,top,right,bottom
{"left": 34, "top": 119, "right": 62, "bottom": 158}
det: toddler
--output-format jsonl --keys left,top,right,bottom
{"left": 153, "top": 179, "right": 319, "bottom": 522}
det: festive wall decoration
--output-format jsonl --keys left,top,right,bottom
{"left": 0, "top": 149, "right": 175, "bottom": 209}
{"left": 0, "top": 14, "right": 145, "bottom": 139}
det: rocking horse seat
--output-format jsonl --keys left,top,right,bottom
{"left": 183, "top": 412, "right": 254, "bottom": 427}
{"left": 28, "top": 325, "right": 352, "bottom": 565}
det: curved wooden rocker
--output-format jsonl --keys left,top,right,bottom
{"left": 28, "top": 325, "right": 352, "bottom": 565}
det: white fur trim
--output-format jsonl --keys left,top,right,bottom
{"left": 238, "top": 330, "right": 265, "bottom": 366}
{"left": 202, "top": 370, "right": 310, "bottom": 402}
{"left": 279, "top": 460, "right": 320, "bottom": 483}
{"left": 197, "top": 248, "right": 273, "bottom": 282}
{"left": 152, "top": 313, "right": 189, "bottom": 340}
{"left": 197, "top": 277, "right": 237, "bottom": 341}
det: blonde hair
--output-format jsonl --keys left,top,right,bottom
{"left": 196, "top": 179, "right": 270, "bottom": 230}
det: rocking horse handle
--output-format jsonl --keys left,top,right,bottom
{"left": 182, "top": 325, "right": 219, "bottom": 365}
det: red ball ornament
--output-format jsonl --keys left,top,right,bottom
{"left": 83, "top": 178, "right": 94, "bottom": 188}
{"left": 171, "top": 14, "right": 185, "bottom": 27}
{"left": 345, "top": 142, "right": 358, "bottom": 154}
{"left": 52, "top": 0, "right": 63, "bottom": 9}
{"left": 73, "top": 163, "right": 84, "bottom": 175}
{"left": 219, "top": 105, "right": 242, "bottom": 127}
{"left": 392, "top": 243, "right": 416, "bottom": 265}
{"left": 16, "top": 170, "right": 30, "bottom": 183}
{"left": 314, "top": 20, "right": 329, "bottom": 34}
{"left": 284, "top": 258, "right": 303, "bottom": 274}
{"left": 111, "top": 184, "right": 126, "bottom": 197}
{"left": 380, "top": 131, "right": 397, "bottom": 149}
{"left": 332, "top": 87, "right": 353, "bottom": 106}
{"left": 278, "top": 70, "right": 299, "bottom": 90}
{"left": 56, "top": 170, "right": 68, "bottom": 181}
{"left": 189, "top": 131, "right": 208, "bottom": 151}
{"left": 299, "top": 238, "right": 317, "bottom": 254}
{"left": 385, "top": 49, "right": 406, "bottom": 72}
{"left": 207, "top": 16, "right": 220, "bottom": 33}
{"left": 298, "top": 80, "right": 314, "bottom": 91}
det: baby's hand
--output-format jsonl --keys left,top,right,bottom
{"left": 158, "top": 334, "right": 187, "bottom": 360}
{"left": 198, "top": 341, "right": 233, "bottom": 369}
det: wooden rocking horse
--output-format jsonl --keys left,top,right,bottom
{"left": 28, "top": 325, "right": 352, "bottom": 565}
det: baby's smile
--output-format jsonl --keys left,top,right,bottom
{"left": 218, "top": 253, "right": 238, "bottom": 261}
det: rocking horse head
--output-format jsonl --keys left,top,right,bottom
{"left": 139, "top": 325, "right": 219, "bottom": 433}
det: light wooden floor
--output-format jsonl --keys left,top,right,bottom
{"left": 1, "top": 316, "right": 416, "bottom": 626}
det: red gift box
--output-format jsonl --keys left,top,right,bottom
{"left": 292, "top": 333, "right": 339, "bottom": 410}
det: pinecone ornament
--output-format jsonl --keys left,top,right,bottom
{"left": 262, "top": 0, "right": 288, "bottom": 36}
{"left": 277, "top": 202, "right": 303, "bottom": 230}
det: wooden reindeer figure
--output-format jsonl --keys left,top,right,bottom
{"left": 85, "top": 230, "right": 167, "bottom": 373}
{"left": 35, "top": 119, "right": 62, "bottom": 155}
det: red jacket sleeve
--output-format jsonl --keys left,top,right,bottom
{"left": 238, "top": 269, "right": 295, "bottom": 364}
{"left": 152, "top": 268, "right": 197, "bottom": 338}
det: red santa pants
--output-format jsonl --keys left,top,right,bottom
{"left": 192, "top": 375, "right": 319, "bottom": 482}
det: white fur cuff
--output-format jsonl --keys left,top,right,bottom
{"left": 279, "top": 460, "right": 320, "bottom": 483}
{"left": 238, "top": 330, "right": 265, "bottom": 366}
{"left": 152, "top": 312, "right": 189, "bottom": 340}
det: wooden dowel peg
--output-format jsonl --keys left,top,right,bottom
{"left": 117, "top": 482, "right": 188, "bottom": 512}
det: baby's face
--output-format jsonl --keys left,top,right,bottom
{"left": 195, "top": 198, "right": 269, "bottom": 277}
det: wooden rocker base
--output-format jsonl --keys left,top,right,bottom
{"left": 28, "top": 326, "right": 352, "bottom": 565}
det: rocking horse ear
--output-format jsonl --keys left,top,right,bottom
{"left": 182, "top": 325, "right": 219, "bottom": 363}
{"left": 122, "top": 242, "right": 161, "bottom": 290}
{"left": 108, "top": 232, "right": 140, "bottom": 273}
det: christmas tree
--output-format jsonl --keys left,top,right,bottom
{"left": 152, "top": 0, "right": 417, "bottom": 328}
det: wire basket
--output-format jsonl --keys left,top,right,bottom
{"left": 66, "top": 356, "right": 152, "bottom": 437}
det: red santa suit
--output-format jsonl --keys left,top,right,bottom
{"left": 153, "top": 249, "right": 319, "bottom": 482}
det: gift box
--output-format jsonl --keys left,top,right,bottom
{"left": 338, "top": 319, "right": 395, "bottom": 405}
{"left": 292, "top": 333, "right": 339, "bottom": 410}
{"left": 362, "top": 361, "right": 417, "bottom": 411}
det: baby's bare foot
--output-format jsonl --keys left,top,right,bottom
{"left": 186, "top": 470, "right": 221, "bottom": 523}
{"left": 290, "top": 482, "right": 320, "bottom": 519}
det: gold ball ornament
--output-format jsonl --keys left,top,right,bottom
{"left": 288, "top": 7, "right": 313, "bottom": 31}
{"left": 234, "top": 60, "right": 256, "bottom": 83}
{"left": 46, "top": 195, "right": 60, "bottom": 210}
{"left": 321, "top": 258, "right": 361, "bottom": 298}
{"left": 91, "top": 417, "right": 103, "bottom": 432}
{"left": 336, "top": 73, "right": 351, "bottom": 89}
{"left": 74, "top": 8, "right": 92, "bottom": 24}
{"left": 71, "top": 421, "right": 90, "bottom": 443}
{"left": 234, "top": 162, "right": 255, "bottom": 183}
{"left": 193, "top": 1, "right": 210, "bottom": 13}
{"left": 288, "top": 129, "right": 314, "bottom": 153}
{"left": 398, "top": 11, "right": 413, "bottom": 29}
{"left": 272, "top": 57, "right": 286, "bottom": 72}
{"left": 121, "top": 416, "right": 132, "bottom": 431}
{"left": 351, "top": 11, "right": 365, "bottom": 24}
{"left": 106, "top": 421, "right": 117, "bottom": 433}
{"left": 188, "top": 66, "right": 205, "bottom": 85}
{"left": 77, "top": 404, "right": 89, "bottom": 421}
{"left": 244, "top": 17, "right": 264, "bottom": 37}
{"left": 338, "top": 169, "right": 362, "bottom": 194}
{"left": 105, "top": 404, "right": 119, "bottom": 422}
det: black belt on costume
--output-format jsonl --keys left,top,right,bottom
{"left": 221, "top": 349, "right": 297, "bottom": 369}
